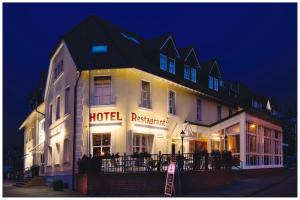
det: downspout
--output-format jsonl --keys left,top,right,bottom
{"left": 72, "top": 71, "right": 82, "bottom": 191}
{"left": 88, "top": 69, "right": 91, "bottom": 156}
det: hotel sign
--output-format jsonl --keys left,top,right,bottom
{"left": 90, "top": 112, "right": 122, "bottom": 122}
{"left": 131, "top": 112, "right": 168, "bottom": 127}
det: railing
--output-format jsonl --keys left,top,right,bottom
{"left": 78, "top": 151, "right": 240, "bottom": 174}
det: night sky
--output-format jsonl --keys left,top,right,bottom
{"left": 3, "top": 3, "right": 297, "bottom": 150}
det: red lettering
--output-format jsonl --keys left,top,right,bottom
{"left": 111, "top": 112, "right": 116, "bottom": 121}
{"left": 97, "top": 113, "right": 103, "bottom": 121}
{"left": 117, "top": 112, "right": 122, "bottom": 120}
{"left": 103, "top": 112, "right": 109, "bottom": 121}
{"left": 90, "top": 113, "right": 96, "bottom": 122}
{"left": 131, "top": 112, "right": 137, "bottom": 121}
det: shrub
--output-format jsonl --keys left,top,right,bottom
{"left": 52, "top": 179, "right": 64, "bottom": 191}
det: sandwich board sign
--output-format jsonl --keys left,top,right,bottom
{"left": 164, "top": 162, "right": 176, "bottom": 197}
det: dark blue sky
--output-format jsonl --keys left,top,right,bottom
{"left": 3, "top": 3, "right": 297, "bottom": 149}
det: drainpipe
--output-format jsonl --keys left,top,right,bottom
{"left": 72, "top": 71, "right": 82, "bottom": 191}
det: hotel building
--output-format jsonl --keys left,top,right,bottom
{"left": 20, "top": 16, "right": 283, "bottom": 187}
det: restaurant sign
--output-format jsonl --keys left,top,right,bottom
{"left": 131, "top": 112, "right": 168, "bottom": 127}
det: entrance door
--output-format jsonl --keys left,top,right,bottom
{"left": 171, "top": 143, "right": 176, "bottom": 154}
{"left": 195, "top": 141, "right": 207, "bottom": 152}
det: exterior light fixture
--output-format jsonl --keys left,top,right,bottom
{"left": 180, "top": 130, "right": 185, "bottom": 156}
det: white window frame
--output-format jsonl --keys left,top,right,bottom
{"left": 65, "top": 86, "right": 70, "bottom": 115}
{"left": 196, "top": 98, "right": 202, "bottom": 121}
{"left": 168, "top": 90, "right": 176, "bottom": 115}
{"left": 54, "top": 142, "right": 60, "bottom": 165}
{"left": 132, "top": 134, "right": 151, "bottom": 153}
{"left": 56, "top": 96, "right": 61, "bottom": 120}
{"left": 92, "top": 76, "right": 113, "bottom": 105}
{"left": 92, "top": 133, "right": 111, "bottom": 156}
{"left": 140, "top": 80, "right": 152, "bottom": 109}
{"left": 47, "top": 146, "right": 52, "bottom": 166}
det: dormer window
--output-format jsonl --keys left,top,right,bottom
{"left": 214, "top": 78, "right": 219, "bottom": 91}
{"left": 169, "top": 58, "right": 175, "bottom": 74}
{"left": 160, "top": 54, "right": 176, "bottom": 75}
{"left": 184, "top": 65, "right": 190, "bottom": 80}
{"left": 208, "top": 76, "right": 213, "bottom": 89}
{"left": 191, "top": 68, "right": 196, "bottom": 83}
{"left": 160, "top": 54, "right": 167, "bottom": 71}
{"left": 208, "top": 76, "right": 219, "bottom": 91}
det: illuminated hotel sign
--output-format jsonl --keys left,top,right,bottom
{"left": 90, "top": 112, "right": 122, "bottom": 122}
{"left": 131, "top": 112, "right": 168, "bottom": 127}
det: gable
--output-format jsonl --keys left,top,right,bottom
{"left": 160, "top": 36, "right": 180, "bottom": 59}
{"left": 209, "top": 61, "right": 222, "bottom": 78}
{"left": 184, "top": 48, "right": 200, "bottom": 68}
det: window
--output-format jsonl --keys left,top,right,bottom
{"left": 65, "top": 87, "right": 70, "bottom": 114}
{"left": 93, "top": 76, "right": 112, "bottom": 105}
{"left": 168, "top": 90, "right": 176, "bottom": 115}
{"left": 63, "top": 139, "right": 70, "bottom": 163}
{"left": 141, "top": 81, "right": 151, "bottom": 109}
{"left": 196, "top": 99, "right": 202, "bottom": 121}
{"left": 247, "top": 122, "right": 256, "bottom": 133}
{"left": 191, "top": 67, "right": 196, "bottom": 82}
{"left": 54, "top": 143, "right": 60, "bottom": 165}
{"left": 208, "top": 76, "right": 213, "bottom": 89}
{"left": 47, "top": 146, "right": 52, "bottom": 166}
{"left": 184, "top": 65, "right": 190, "bottom": 80}
{"left": 169, "top": 58, "right": 175, "bottom": 74}
{"left": 56, "top": 96, "right": 60, "bottom": 120}
{"left": 92, "top": 134, "right": 111, "bottom": 156}
{"left": 49, "top": 104, "right": 53, "bottom": 125}
{"left": 91, "top": 45, "right": 108, "bottom": 53}
{"left": 133, "top": 134, "right": 152, "bottom": 153}
{"left": 227, "top": 135, "right": 240, "bottom": 153}
{"left": 214, "top": 78, "right": 218, "bottom": 91}
{"left": 217, "top": 105, "right": 222, "bottom": 120}
{"left": 160, "top": 54, "right": 167, "bottom": 71}
{"left": 54, "top": 60, "right": 64, "bottom": 80}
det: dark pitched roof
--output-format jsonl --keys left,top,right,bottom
{"left": 49, "top": 16, "right": 279, "bottom": 121}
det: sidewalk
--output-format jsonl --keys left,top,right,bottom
{"left": 185, "top": 168, "right": 297, "bottom": 197}
{"left": 3, "top": 184, "right": 85, "bottom": 197}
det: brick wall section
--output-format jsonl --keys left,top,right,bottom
{"left": 76, "top": 170, "right": 239, "bottom": 196}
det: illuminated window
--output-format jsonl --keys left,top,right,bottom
{"left": 92, "top": 134, "right": 111, "bottom": 156}
{"left": 91, "top": 45, "right": 108, "bottom": 54}
{"left": 133, "top": 134, "right": 152, "bottom": 153}
{"left": 191, "top": 67, "right": 196, "bottom": 82}
{"left": 227, "top": 135, "right": 240, "bottom": 153}
{"left": 56, "top": 96, "right": 60, "bottom": 120}
{"left": 208, "top": 76, "right": 213, "bottom": 89}
{"left": 184, "top": 65, "right": 190, "bottom": 80}
{"left": 214, "top": 78, "right": 218, "bottom": 91}
{"left": 169, "top": 58, "right": 175, "bottom": 74}
{"left": 160, "top": 54, "right": 167, "bottom": 71}
{"left": 168, "top": 90, "right": 176, "bottom": 115}
{"left": 196, "top": 99, "right": 202, "bottom": 121}
{"left": 65, "top": 87, "right": 70, "bottom": 114}
{"left": 247, "top": 122, "right": 256, "bottom": 133}
{"left": 93, "top": 76, "right": 112, "bottom": 105}
{"left": 141, "top": 81, "right": 151, "bottom": 109}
